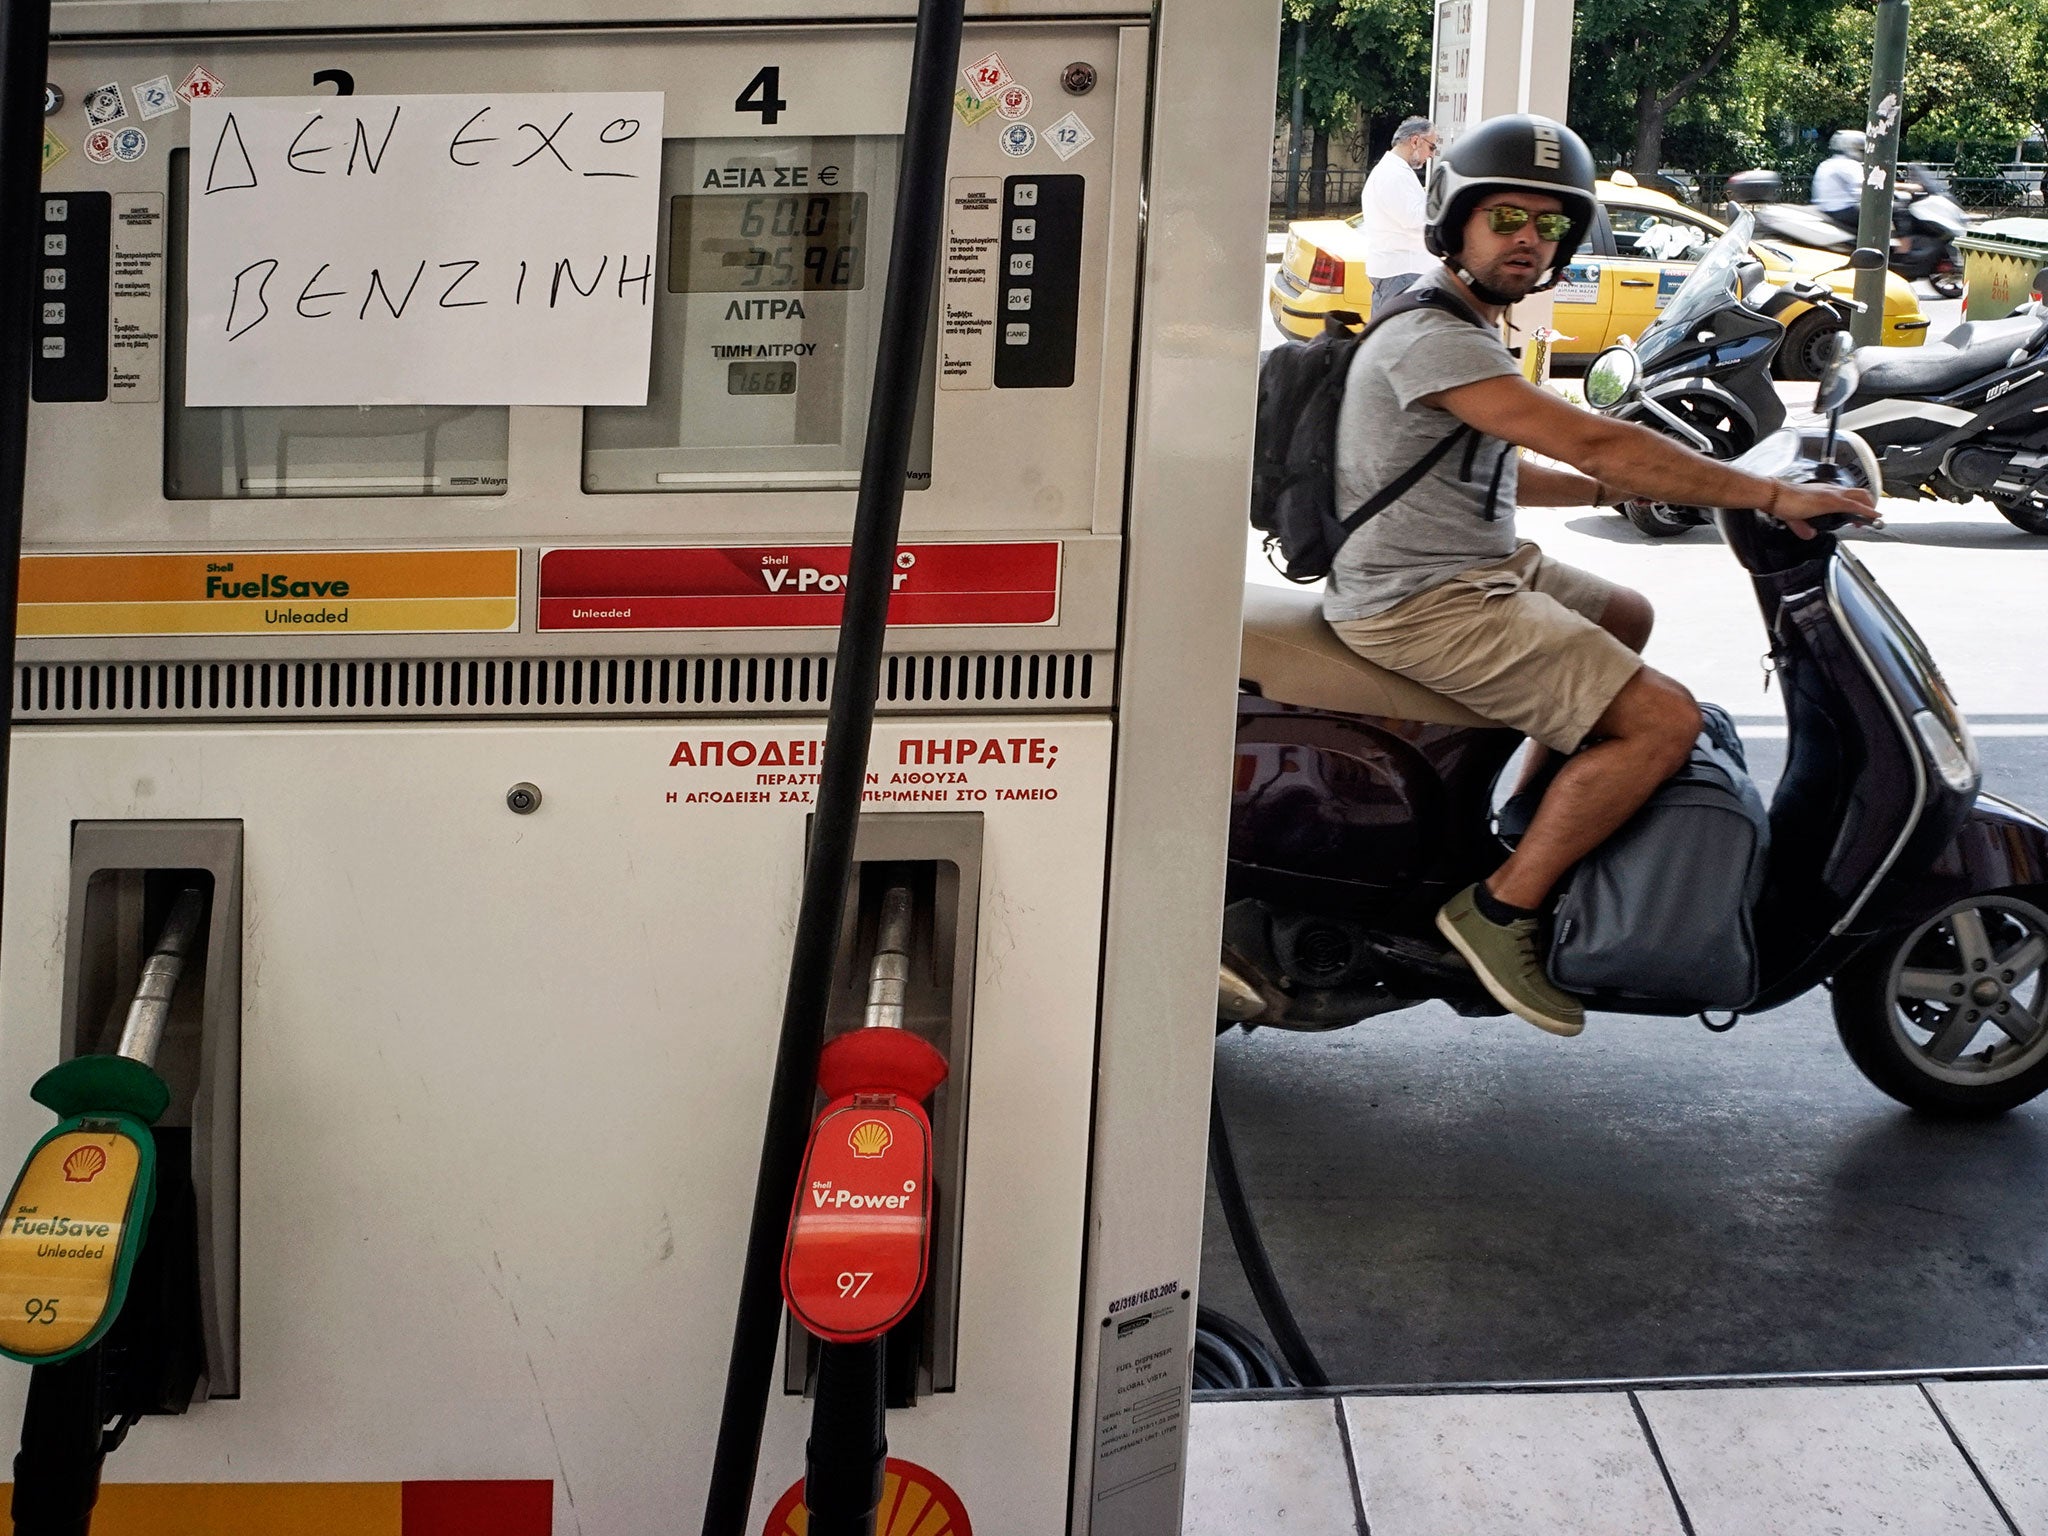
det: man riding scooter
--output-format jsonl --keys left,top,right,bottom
{"left": 1811, "top": 128, "right": 1868, "bottom": 236}
{"left": 1325, "top": 114, "right": 1876, "bottom": 1036}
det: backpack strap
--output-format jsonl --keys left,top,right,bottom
{"left": 1336, "top": 424, "right": 1472, "bottom": 534}
{"left": 1334, "top": 279, "right": 1496, "bottom": 534}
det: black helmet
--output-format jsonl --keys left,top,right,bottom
{"left": 1423, "top": 114, "right": 1598, "bottom": 291}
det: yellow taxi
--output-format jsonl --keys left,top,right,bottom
{"left": 1269, "top": 175, "right": 1931, "bottom": 378}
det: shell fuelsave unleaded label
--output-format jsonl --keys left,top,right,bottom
{"left": 0, "top": 1123, "right": 147, "bottom": 1360}
{"left": 18, "top": 549, "right": 520, "bottom": 636}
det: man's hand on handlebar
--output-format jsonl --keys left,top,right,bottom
{"left": 1765, "top": 479, "right": 1879, "bottom": 539}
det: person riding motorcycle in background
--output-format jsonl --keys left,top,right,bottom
{"left": 1812, "top": 128, "right": 1867, "bottom": 235}
{"left": 1322, "top": 114, "right": 1877, "bottom": 1037}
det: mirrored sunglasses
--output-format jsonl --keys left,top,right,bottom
{"left": 1485, "top": 205, "right": 1574, "bottom": 241}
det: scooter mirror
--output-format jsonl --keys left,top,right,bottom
{"left": 1814, "top": 329, "right": 1860, "bottom": 414}
{"left": 1584, "top": 345, "right": 1640, "bottom": 409}
{"left": 1849, "top": 246, "right": 1887, "bottom": 271}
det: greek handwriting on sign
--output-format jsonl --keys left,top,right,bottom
{"left": 183, "top": 94, "right": 665, "bottom": 407}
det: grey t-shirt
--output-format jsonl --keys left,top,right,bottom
{"left": 1323, "top": 277, "right": 1522, "bottom": 622}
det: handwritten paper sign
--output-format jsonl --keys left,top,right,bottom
{"left": 184, "top": 93, "right": 664, "bottom": 407}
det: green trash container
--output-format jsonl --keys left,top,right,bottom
{"left": 1958, "top": 218, "right": 2048, "bottom": 321}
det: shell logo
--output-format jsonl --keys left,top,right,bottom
{"left": 847, "top": 1119, "right": 893, "bottom": 1160}
{"left": 61, "top": 1145, "right": 107, "bottom": 1184}
{"left": 765, "top": 1457, "right": 972, "bottom": 1536}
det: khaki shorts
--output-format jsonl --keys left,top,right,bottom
{"left": 1329, "top": 542, "right": 1642, "bottom": 754}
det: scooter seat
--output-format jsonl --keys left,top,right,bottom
{"left": 1852, "top": 317, "right": 2046, "bottom": 400}
{"left": 1240, "top": 584, "right": 1494, "bottom": 727}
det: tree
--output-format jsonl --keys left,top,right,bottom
{"left": 1569, "top": 0, "right": 1837, "bottom": 174}
{"left": 1728, "top": 0, "right": 2048, "bottom": 168}
{"left": 1278, "top": 0, "right": 1433, "bottom": 204}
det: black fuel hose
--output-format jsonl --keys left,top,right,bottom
{"left": 1208, "top": 1079, "right": 1330, "bottom": 1389}
{"left": 1193, "top": 1307, "right": 1289, "bottom": 1391}
{"left": 698, "top": 0, "right": 965, "bottom": 1526}
{"left": 10, "top": 1349, "right": 106, "bottom": 1536}
{"left": 0, "top": 0, "right": 50, "bottom": 881}
{"left": 2, "top": 7, "right": 96, "bottom": 1531}
{"left": 802, "top": 1339, "right": 887, "bottom": 1535}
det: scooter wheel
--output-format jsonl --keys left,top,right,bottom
{"left": 1932, "top": 273, "right": 1964, "bottom": 300}
{"left": 1993, "top": 495, "right": 2048, "bottom": 537}
{"left": 1621, "top": 498, "right": 1703, "bottom": 539}
{"left": 1832, "top": 892, "right": 2048, "bottom": 1116}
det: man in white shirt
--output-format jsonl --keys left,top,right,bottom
{"left": 1812, "top": 129, "right": 1866, "bottom": 234}
{"left": 1362, "top": 117, "right": 1439, "bottom": 309}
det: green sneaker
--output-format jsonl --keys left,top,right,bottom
{"left": 1435, "top": 884, "right": 1585, "bottom": 1037}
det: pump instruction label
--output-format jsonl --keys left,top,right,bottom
{"left": 18, "top": 548, "right": 520, "bottom": 636}
{"left": 538, "top": 541, "right": 1059, "bottom": 630}
{"left": 941, "top": 178, "right": 1002, "bottom": 389}
{"left": 108, "top": 192, "right": 165, "bottom": 402}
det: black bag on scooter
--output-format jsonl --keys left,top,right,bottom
{"left": 1548, "top": 704, "right": 1770, "bottom": 1010}
{"left": 1249, "top": 287, "right": 1487, "bottom": 582}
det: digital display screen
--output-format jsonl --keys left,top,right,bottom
{"left": 727, "top": 361, "right": 798, "bottom": 396}
{"left": 669, "top": 193, "right": 868, "bottom": 293}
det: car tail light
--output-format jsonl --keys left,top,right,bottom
{"left": 1306, "top": 248, "right": 1347, "bottom": 293}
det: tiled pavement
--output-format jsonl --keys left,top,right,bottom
{"left": 1185, "top": 1379, "right": 2048, "bottom": 1535}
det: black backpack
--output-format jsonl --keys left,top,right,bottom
{"left": 1250, "top": 286, "right": 1491, "bottom": 583}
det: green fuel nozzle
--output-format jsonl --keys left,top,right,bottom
{"left": 5, "top": 889, "right": 203, "bottom": 1536}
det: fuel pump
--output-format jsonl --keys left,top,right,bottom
{"left": 5, "top": 2, "right": 1272, "bottom": 1530}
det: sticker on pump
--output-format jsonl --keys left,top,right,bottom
{"left": 0, "top": 1117, "right": 154, "bottom": 1363}
{"left": 765, "top": 1457, "right": 973, "bottom": 1535}
{"left": 538, "top": 541, "right": 1060, "bottom": 630}
{"left": 962, "top": 52, "right": 1013, "bottom": 102}
{"left": 134, "top": 75, "right": 179, "bottom": 120}
{"left": 175, "top": 66, "right": 225, "bottom": 105}
{"left": 782, "top": 1097, "right": 933, "bottom": 1344}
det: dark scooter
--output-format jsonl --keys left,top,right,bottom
{"left": 1593, "top": 218, "right": 2048, "bottom": 539}
{"left": 1222, "top": 343, "right": 2048, "bottom": 1115}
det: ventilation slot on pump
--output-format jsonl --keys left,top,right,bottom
{"left": 14, "top": 652, "right": 1111, "bottom": 722}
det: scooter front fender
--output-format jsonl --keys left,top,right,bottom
{"left": 1859, "top": 793, "right": 2048, "bottom": 934}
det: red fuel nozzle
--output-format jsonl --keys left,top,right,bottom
{"left": 780, "top": 886, "right": 947, "bottom": 1345}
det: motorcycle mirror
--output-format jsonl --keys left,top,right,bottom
{"left": 1584, "top": 345, "right": 1640, "bottom": 409}
{"left": 1849, "top": 246, "right": 1887, "bottom": 271}
{"left": 1814, "top": 329, "right": 1859, "bottom": 416}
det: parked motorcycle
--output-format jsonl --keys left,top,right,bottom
{"left": 1731, "top": 165, "right": 1967, "bottom": 299}
{"left": 1590, "top": 215, "right": 2048, "bottom": 538}
{"left": 1581, "top": 209, "right": 1837, "bottom": 537}
{"left": 1834, "top": 308, "right": 2048, "bottom": 533}
{"left": 1222, "top": 346, "right": 2048, "bottom": 1115}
